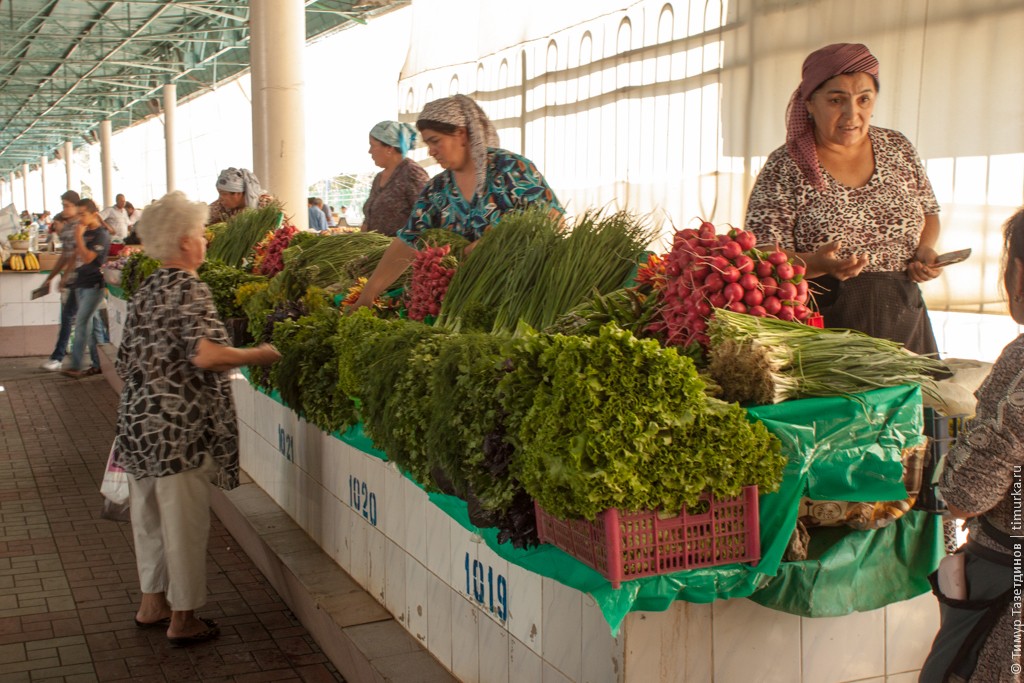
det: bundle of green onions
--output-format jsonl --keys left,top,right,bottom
{"left": 437, "top": 208, "right": 654, "bottom": 334}
{"left": 285, "top": 232, "right": 392, "bottom": 288}
{"left": 206, "top": 204, "right": 284, "bottom": 268}
{"left": 706, "top": 309, "right": 948, "bottom": 404}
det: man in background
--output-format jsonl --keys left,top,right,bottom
{"left": 100, "top": 193, "right": 130, "bottom": 240}
{"left": 307, "top": 197, "right": 327, "bottom": 232}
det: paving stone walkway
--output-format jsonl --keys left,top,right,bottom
{"left": 0, "top": 357, "right": 346, "bottom": 683}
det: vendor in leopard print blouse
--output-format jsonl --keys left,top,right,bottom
{"left": 744, "top": 43, "right": 944, "bottom": 357}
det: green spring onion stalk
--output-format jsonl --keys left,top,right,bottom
{"left": 707, "top": 309, "right": 948, "bottom": 404}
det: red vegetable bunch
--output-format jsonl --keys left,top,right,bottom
{"left": 651, "top": 220, "right": 813, "bottom": 348}
{"left": 406, "top": 244, "right": 458, "bottom": 321}
{"left": 253, "top": 224, "right": 298, "bottom": 276}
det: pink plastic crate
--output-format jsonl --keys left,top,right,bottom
{"left": 534, "top": 485, "right": 761, "bottom": 588}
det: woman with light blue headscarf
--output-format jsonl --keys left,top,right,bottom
{"left": 361, "top": 120, "right": 429, "bottom": 236}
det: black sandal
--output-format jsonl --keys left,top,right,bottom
{"left": 167, "top": 618, "right": 220, "bottom": 647}
{"left": 134, "top": 616, "right": 171, "bottom": 629}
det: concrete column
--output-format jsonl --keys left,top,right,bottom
{"left": 64, "top": 140, "right": 73, "bottom": 191}
{"left": 22, "top": 163, "right": 30, "bottom": 212}
{"left": 99, "top": 119, "right": 113, "bottom": 208}
{"left": 249, "top": 1, "right": 269, "bottom": 186}
{"left": 164, "top": 83, "right": 177, "bottom": 193}
{"left": 8, "top": 173, "right": 14, "bottom": 209}
{"left": 40, "top": 156, "right": 48, "bottom": 213}
{"left": 251, "top": 0, "right": 307, "bottom": 229}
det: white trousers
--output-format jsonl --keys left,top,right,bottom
{"left": 128, "top": 457, "right": 214, "bottom": 611}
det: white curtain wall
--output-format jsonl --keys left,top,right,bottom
{"left": 397, "top": 0, "right": 1024, "bottom": 314}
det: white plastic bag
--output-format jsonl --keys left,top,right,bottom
{"left": 100, "top": 442, "right": 129, "bottom": 505}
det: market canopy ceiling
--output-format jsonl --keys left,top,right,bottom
{"left": 0, "top": 0, "right": 407, "bottom": 177}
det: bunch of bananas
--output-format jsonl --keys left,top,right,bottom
{"left": 5, "top": 252, "right": 39, "bottom": 271}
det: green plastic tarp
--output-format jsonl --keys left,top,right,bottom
{"left": 242, "top": 371, "right": 943, "bottom": 634}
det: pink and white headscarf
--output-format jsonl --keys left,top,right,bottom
{"left": 786, "top": 43, "right": 880, "bottom": 191}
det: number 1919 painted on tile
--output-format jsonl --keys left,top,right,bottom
{"left": 464, "top": 553, "right": 507, "bottom": 621}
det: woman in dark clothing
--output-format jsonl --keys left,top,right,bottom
{"left": 361, "top": 120, "right": 429, "bottom": 236}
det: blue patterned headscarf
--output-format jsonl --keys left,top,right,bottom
{"left": 369, "top": 121, "right": 417, "bottom": 158}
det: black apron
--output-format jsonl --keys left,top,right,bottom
{"left": 811, "top": 271, "right": 940, "bottom": 357}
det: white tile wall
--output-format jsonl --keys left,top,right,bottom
{"left": 713, "top": 599, "right": 801, "bottom": 683}
{"left": 384, "top": 538, "right": 408, "bottom": 624}
{"left": 333, "top": 498, "right": 353, "bottom": 571}
{"left": 404, "top": 483, "right": 429, "bottom": 566}
{"left": 541, "top": 578, "right": 583, "bottom": 682}
{"left": 1, "top": 302, "right": 24, "bottom": 326}
{"left": 22, "top": 302, "right": 48, "bottom": 325}
{"left": 885, "top": 593, "right": 939, "bottom": 675}
{"left": 347, "top": 504, "right": 369, "bottom": 587}
{"left": 451, "top": 592, "right": 482, "bottom": 683}
{"left": 424, "top": 499, "right": 453, "bottom": 586}
{"left": 505, "top": 559, "right": 543, "bottom": 655}
{"left": 405, "top": 555, "right": 429, "bottom": 645}
{"left": 581, "top": 595, "right": 624, "bottom": 683}
{"left": 509, "top": 637, "right": 544, "bottom": 683}
{"left": 478, "top": 612, "right": 511, "bottom": 683}
{"left": 381, "top": 461, "right": 408, "bottom": 546}
{"left": 801, "top": 607, "right": 886, "bottom": 683}
{"left": 366, "top": 523, "right": 387, "bottom": 604}
{"left": 426, "top": 570, "right": 454, "bottom": 670}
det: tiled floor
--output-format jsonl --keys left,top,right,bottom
{"left": 0, "top": 356, "right": 346, "bottom": 683}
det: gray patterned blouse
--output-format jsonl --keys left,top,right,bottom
{"left": 114, "top": 268, "right": 239, "bottom": 488}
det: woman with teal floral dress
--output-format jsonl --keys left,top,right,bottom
{"left": 350, "top": 95, "right": 561, "bottom": 310}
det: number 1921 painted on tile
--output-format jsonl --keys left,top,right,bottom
{"left": 464, "top": 553, "right": 507, "bottom": 621}
{"left": 348, "top": 475, "right": 378, "bottom": 526}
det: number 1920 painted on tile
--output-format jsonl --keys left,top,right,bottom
{"left": 464, "top": 553, "right": 508, "bottom": 621}
{"left": 348, "top": 475, "right": 378, "bottom": 526}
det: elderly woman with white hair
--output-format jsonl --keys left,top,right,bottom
{"left": 350, "top": 94, "right": 562, "bottom": 309}
{"left": 207, "top": 167, "right": 274, "bottom": 225}
{"left": 114, "top": 191, "right": 280, "bottom": 646}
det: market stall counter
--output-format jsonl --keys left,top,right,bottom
{"left": 103, "top": 282, "right": 945, "bottom": 682}
{"left": 229, "top": 370, "right": 941, "bottom": 682}
{"left": 0, "top": 270, "right": 61, "bottom": 356}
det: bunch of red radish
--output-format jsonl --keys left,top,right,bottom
{"left": 651, "top": 221, "right": 813, "bottom": 348}
{"left": 254, "top": 224, "right": 298, "bottom": 276}
{"left": 406, "top": 244, "right": 458, "bottom": 321}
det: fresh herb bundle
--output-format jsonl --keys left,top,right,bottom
{"left": 437, "top": 208, "right": 654, "bottom": 334}
{"left": 706, "top": 309, "right": 948, "bottom": 404}
{"left": 502, "top": 324, "right": 784, "bottom": 520}
{"left": 206, "top": 204, "right": 283, "bottom": 268}
{"left": 198, "top": 261, "right": 266, "bottom": 320}
{"left": 285, "top": 232, "right": 392, "bottom": 288}
{"left": 120, "top": 251, "right": 161, "bottom": 299}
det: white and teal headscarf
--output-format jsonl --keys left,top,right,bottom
{"left": 417, "top": 95, "right": 499, "bottom": 198}
{"left": 216, "top": 167, "right": 264, "bottom": 209}
{"left": 369, "top": 121, "right": 418, "bottom": 158}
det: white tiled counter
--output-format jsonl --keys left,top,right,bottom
{"left": 231, "top": 375, "right": 941, "bottom": 683}
{"left": 0, "top": 271, "right": 61, "bottom": 356}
